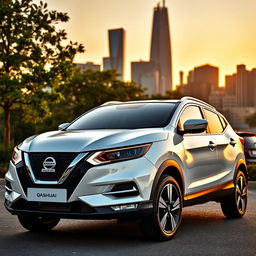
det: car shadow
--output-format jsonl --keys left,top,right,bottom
{"left": 4, "top": 209, "right": 237, "bottom": 245}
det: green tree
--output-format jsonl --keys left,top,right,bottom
{"left": 34, "top": 69, "right": 146, "bottom": 133}
{"left": 0, "top": 0, "right": 84, "bottom": 149}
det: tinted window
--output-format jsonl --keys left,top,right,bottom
{"left": 219, "top": 116, "right": 227, "bottom": 130}
{"left": 203, "top": 109, "right": 223, "bottom": 134}
{"left": 67, "top": 103, "right": 176, "bottom": 130}
{"left": 178, "top": 106, "right": 204, "bottom": 131}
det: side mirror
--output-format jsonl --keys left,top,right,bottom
{"left": 182, "top": 119, "right": 208, "bottom": 134}
{"left": 58, "top": 123, "right": 70, "bottom": 130}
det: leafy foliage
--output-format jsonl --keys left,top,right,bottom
{"left": 248, "top": 165, "right": 256, "bottom": 181}
{"left": 34, "top": 69, "right": 147, "bottom": 134}
{"left": 0, "top": 0, "right": 84, "bottom": 147}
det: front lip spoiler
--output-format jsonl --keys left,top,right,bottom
{"left": 5, "top": 200, "right": 153, "bottom": 220}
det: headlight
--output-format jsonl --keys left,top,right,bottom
{"left": 12, "top": 147, "right": 22, "bottom": 165}
{"left": 87, "top": 144, "right": 151, "bottom": 165}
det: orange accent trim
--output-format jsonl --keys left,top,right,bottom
{"left": 184, "top": 180, "right": 234, "bottom": 201}
{"left": 235, "top": 159, "right": 246, "bottom": 172}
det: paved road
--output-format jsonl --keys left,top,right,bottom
{"left": 0, "top": 184, "right": 256, "bottom": 256}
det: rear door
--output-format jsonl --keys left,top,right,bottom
{"left": 202, "top": 109, "right": 237, "bottom": 184}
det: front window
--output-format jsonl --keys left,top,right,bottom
{"left": 203, "top": 109, "right": 224, "bottom": 134}
{"left": 67, "top": 103, "right": 177, "bottom": 130}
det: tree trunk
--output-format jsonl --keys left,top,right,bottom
{"left": 4, "top": 106, "right": 11, "bottom": 150}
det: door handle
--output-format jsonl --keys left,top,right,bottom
{"left": 208, "top": 141, "right": 217, "bottom": 151}
{"left": 230, "top": 138, "right": 236, "bottom": 146}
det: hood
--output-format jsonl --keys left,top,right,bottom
{"left": 19, "top": 129, "right": 168, "bottom": 152}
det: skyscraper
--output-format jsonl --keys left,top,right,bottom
{"left": 103, "top": 28, "right": 125, "bottom": 80}
{"left": 150, "top": 0, "right": 172, "bottom": 94}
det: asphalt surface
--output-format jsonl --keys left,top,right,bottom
{"left": 0, "top": 182, "right": 256, "bottom": 256}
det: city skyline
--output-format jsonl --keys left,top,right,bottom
{"left": 34, "top": 0, "right": 256, "bottom": 87}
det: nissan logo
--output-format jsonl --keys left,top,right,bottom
{"left": 41, "top": 157, "right": 56, "bottom": 172}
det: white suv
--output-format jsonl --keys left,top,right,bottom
{"left": 5, "top": 97, "right": 248, "bottom": 240}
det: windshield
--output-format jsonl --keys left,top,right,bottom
{"left": 67, "top": 103, "right": 177, "bottom": 130}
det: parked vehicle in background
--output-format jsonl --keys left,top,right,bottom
{"left": 237, "top": 131, "right": 256, "bottom": 164}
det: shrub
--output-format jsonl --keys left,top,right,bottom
{"left": 0, "top": 144, "right": 13, "bottom": 177}
{"left": 247, "top": 164, "right": 256, "bottom": 181}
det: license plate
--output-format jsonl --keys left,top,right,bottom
{"left": 27, "top": 188, "right": 67, "bottom": 203}
{"left": 252, "top": 150, "right": 256, "bottom": 155}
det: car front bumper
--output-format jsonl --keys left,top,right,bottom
{"left": 5, "top": 154, "right": 157, "bottom": 219}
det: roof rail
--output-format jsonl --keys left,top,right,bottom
{"left": 101, "top": 101, "right": 122, "bottom": 106}
{"left": 181, "top": 96, "right": 215, "bottom": 110}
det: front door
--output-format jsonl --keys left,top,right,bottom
{"left": 178, "top": 105, "right": 218, "bottom": 195}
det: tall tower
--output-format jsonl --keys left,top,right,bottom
{"left": 103, "top": 28, "right": 125, "bottom": 81}
{"left": 150, "top": 1, "right": 172, "bottom": 94}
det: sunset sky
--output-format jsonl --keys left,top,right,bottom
{"left": 36, "top": 0, "right": 256, "bottom": 87}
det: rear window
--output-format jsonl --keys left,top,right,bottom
{"left": 67, "top": 103, "right": 177, "bottom": 130}
{"left": 219, "top": 116, "right": 227, "bottom": 130}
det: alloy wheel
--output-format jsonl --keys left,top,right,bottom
{"left": 235, "top": 175, "right": 247, "bottom": 214}
{"left": 158, "top": 183, "right": 181, "bottom": 234}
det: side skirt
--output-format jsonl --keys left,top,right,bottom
{"left": 183, "top": 181, "right": 234, "bottom": 207}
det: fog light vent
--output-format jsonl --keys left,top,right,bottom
{"left": 103, "top": 182, "right": 139, "bottom": 198}
{"left": 111, "top": 203, "right": 138, "bottom": 211}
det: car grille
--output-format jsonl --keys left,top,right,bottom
{"left": 16, "top": 159, "right": 93, "bottom": 198}
{"left": 28, "top": 153, "right": 77, "bottom": 181}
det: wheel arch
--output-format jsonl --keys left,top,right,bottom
{"left": 150, "top": 160, "right": 185, "bottom": 200}
{"left": 234, "top": 159, "right": 248, "bottom": 182}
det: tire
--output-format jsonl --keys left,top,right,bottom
{"left": 220, "top": 170, "right": 248, "bottom": 218}
{"left": 18, "top": 215, "right": 60, "bottom": 232}
{"left": 141, "top": 175, "right": 183, "bottom": 241}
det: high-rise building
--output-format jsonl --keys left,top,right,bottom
{"left": 178, "top": 64, "right": 219, "bottom": 102}
{"left": 194, "top": 64, "right": 219, "bottom": 89}
{"left": 179, "top": 71, "right": 184, "bottom": 86}
{"left": 103, "top": 28, "right": 125, "bottom": 80}
{"left": 103, "top": 57, "right": 111, "bottom": 71}
{"left": 248, "top": 69, "right": 256, "bottom": 107}
{"left": 236, "top": 64, "right": 248, "bottom": 107}
{"left": 76, "top": 62, "right": 101, "bottom": 72}
{"left": 225, "top": 74, "right": 236, "bottom": 95}
{"left": 150, "top": 1, "right": 172, "bottom": 94}
{"left": 131, "top": 61, "right": 159, "bottom": 95}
